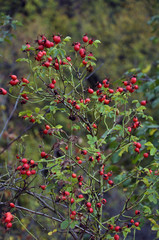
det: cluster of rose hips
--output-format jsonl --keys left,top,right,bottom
{"left": 123, "top": 76, "right": 138, "bottom": 93}
{"left": 33, "top": 34, "right": 72, "bottom": 69}
{"left": 22, "top": 114, "right": 35, "bottom": 123}
{"left": 9, "top": 74, "right": 29, "bottom": 88}
{"left": 127, "top": 116, "right": 140, "bottom": 133}
{"left": 16, "top": 156, "right": 38, "bottom": 176}
{"left": 133, "top": 142, "right": 149, "bottom": 157}
{"left": 106, "top": 210, "right": 141, "bottom": 239}
{"left": 99, "top": 165, "right": 114, "bottom": 185}
{"left": 2, "top": 212, "right": 14, "bottom": 229}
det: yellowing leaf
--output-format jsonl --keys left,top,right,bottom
{"left": 149, "top": 128, "right": 157, "bottom": 136}
{"left": 48, "top": 229, "right": 57, "bottom": 235}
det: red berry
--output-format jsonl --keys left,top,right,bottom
{"left": 115, "top": 226, "right": 121, "bottom": 232}
{"left": 86, "top": 202, "right": 92, "bottom": 208}
{"left": 123, "top": 81, "right": 128, "bottom": 86}
{"left": 114, "top": 234, "right": 120, "bottom": 240}
{"left": 71, "top": 210, "right": 76, "bottom": 215}
{"left": 0, "top": 88, "right": 7, "bottom": 95}
{"left": 136, "top": 142, "right": 141, "bottom": 148}
{"left": 70, "top": 198, "right": 74, "bottom": 204}
{"left": 82, "top": 59, "right": 88, "bottom": 65}
{"left": 45, "top": 125, "right": 50, "bottom": 130}
{"left": 108, "top": 180, "right": 114, "bottom": 185}
{"left": 101, "top": 199, "right": 107, "bottom": 204}
{"left": 22, "top": 77, "right": 29, "bottom": 84}
{"left": 89, "top": 39, "right": 94, "bottom": 44}
{"left": 66, "top": 56, "right": 71, "bottom": 61}
{"left": 143, "top": 153, "right": 149, "bottom": 158}
{"left": 118, "top": 87, "right": 123, "bottom": 93}
{"left": 22, "top": 158, "right": 27, "bottom": 164}
{"left": 109, "top": 88, "right": 114, "bottom": 94}
{"left": 78, "top": 160, "right": 82, "bottom": 164}
{"left": 83, "top": 34, "right": 88, "bottom": 42}
{"left": 134, "top": 85, "right": 139, "bottom": 89}
{"left": 70, "top": 214, "right": 76, "bottom": 220}
{"left": 43, "top": 129, "right": 48, "bottom": 134}
{"left": 10, "top": 74, "right": 17, "bottom": 80}
{"left": 31, "top": 170, "right": 36, "bottom": 174}
{"left": 140, "top": 100, "right": 146, "bottom": 106}
{"left": 23, "top": 163, "right": 30, "bottom": 170}
{"left": 108, "top": 224, "right": 114, "bottom": 230}
{"left": 9, "top": 203, "right": 15, "bottom": 208}
{"left": 53, "top": 35, "right": 61, "bottom": 44}
{"left": 77, "top": 175, "right": 84, "bottom": 182}
{"left": 88, "top": 88, "right": 94, "bottom": 94}
{"left": 130, "top": 219, "right": 134, "bottom": 224}
{"left": 75, "top": 104, "right": 80, "bottom": 110}
{"left": 26, "top": 170, "right": 31, "bottom": 176}
{"left": 133, "top": 117, "right": 138, "bottom": 122}
{"left": 81, "top": 150, "right": 87, "bottom": 155}
{"left": 65, "top": 145, "right": 68, "bottom": 150}
{"left": 135, "top": 222, "right": 140, "bottom": 227}
{"left": 135, "top": 210, "right": 140, "bottom": 215}
{"left": 78, "top": 194, "right": 84, "bottom": 198}
{"left": 97, "top": 83, "right": 102, "bottom": 88}
{"left": 89, "top": 156, "right": 94, "bottom": 162}
{"left": 130, "top": 77, "right": 137, "bottom": 84}
{"left": 128, "top": 127, "right": 132, "bottom": 132}
{"left": 54, "top": 63, "right": 59, "bottom": 70}
{"left": 96, "top": 203, "right": 101, "bottom": 208}
{"left": 74, "top": 44, "right": 80, "bottom": 51}
{"left": 40, "top": 185, "right": 46, "bottom": 190}
{"left": 64, "top": 191, "right": 70, "bottom": 196}
{"left": 103, "top": 174, "right": 108, "bottom": 180}
{"left": 41, "top": 151, "right": 46, "bottom": 158}
{"left": 93, "top": 123, "right": 97, "bottom": 128}
{"left": 72, "top": 173, "right": 77, "bottom": 178}
{"left": 126, "top": 85, "right": 132, "bottom": 91}
{"left": 88, "top": 207, "right": 93, "bottom": 213}
{"left": 135, "top": 147, "right": 140, "bottom": 153}
{"left": 6, "top": 222, "right": 12, "bottom": 228}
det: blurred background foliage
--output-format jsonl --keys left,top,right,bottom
{"left": 0, "top": 0, "right": 159, "bottom": 239}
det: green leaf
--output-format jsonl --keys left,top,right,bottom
{"left": 16, "top": 58, "right": 30, "bottom": 64}
{"left": 143, "top": 206, "right": 152, "bottom": 214}
{"left": 113, "top": 125, "right": 123, "bottom": 131}
{"left": 118, "top": 144, "right": 130, "bottom": 157}
{"left": 70, "top": 221, "right": 76, "bottom": 229}
{"left": 94, "top": 40, "right": 101, "bottom": 44}
{"left": 63, "top": 36, "right": 71, "bottom": 42}
{"left": 132, "top": 100, "right": 139, "bottom": 103}
{"left": 60, "top": 220, "right": 70, "bottom": 229}
{"left": 55, "top": 125, "right": 63, "bottom": 129}
{"left": 136, "top": 106, "right": 146, "bottom": 111}
{"left": 35, "top": 107, "right": 40, "bottom": 113}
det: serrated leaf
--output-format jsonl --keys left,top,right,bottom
{"left": 61, "top": 220, "right": 69, "bottom": 229}
{"left": 70, "top": 221, "right": 76, "bottom": 229}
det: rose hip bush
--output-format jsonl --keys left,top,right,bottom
{"left": 0, "top": 34, "right": 159, "bottom": 240}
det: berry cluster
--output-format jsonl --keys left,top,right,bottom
{"left": 16, "top": 156, "right": 38, "bottom": 176}
{"left": 2, "top": 212, "right": 14, "bottom": 229}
